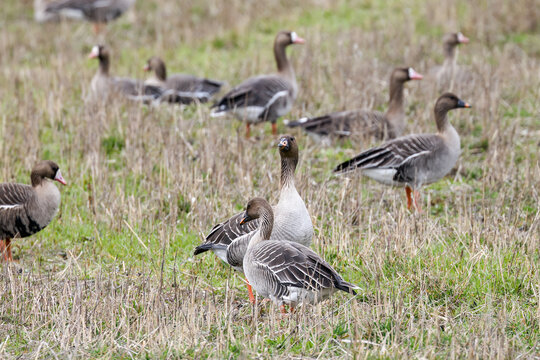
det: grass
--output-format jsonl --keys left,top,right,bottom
{"left": 0, "top": 0, "right": 539, "bottom": 358}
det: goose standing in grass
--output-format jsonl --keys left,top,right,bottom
{"left": 194, "top": 135, "right": 313, "bottom": 302}
{"left": 286, "top": 67, "right": 423, "bottom": 142}
{"left": 88, "top": 45, "right": 162, "bottom": 103}
{"left": 429, "top": 32, "right": 470, "bottom": 90}
{"left": 0, "top": 161, "right": 66, "bottom": 262}
{"left": 40, "top": 0, "right": 135, "bottom": 33}
{"left": 334, "top": 93, "right": 471, "bottom": 212}
{"left": 239, "top": 197, "right": 357, "bottom": 311}
{"left": 211, "top": 31, "right": 305, "bottom": 138}
{"left": 143, "top": 56, "right": 223, "bottom": 104}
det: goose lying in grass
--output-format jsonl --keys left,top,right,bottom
{"left": 0, "top": 161, "right": 66, "bottom": 261}
{"left": 334, "top": 93, "right": 471, "bottom": 212}
{"left": 194, "top": 135, "right": 313, "bottom": 302}
{"left": 211, "top": 31, "right": 305, "bottom": 138}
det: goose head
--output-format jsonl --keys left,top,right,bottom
{"left": 442, "top": 32, "right": 469, "bottom": 59}
{"left": 143, "top": 56, "right": 167, "bottom": 81}
{"left": 435, "top": 92, "right": 471, "bottom": 112}
{"left": 31, "top": 160, "right": 67, "bottom": 187}
{"left": 275, "top": 31, "right": 305, "bottom": 47}
{"left": 239, "top": 197, "right": 272, "bottom": 224}
{"left": 88, "top": 45, "right": 108, "bottom": 61}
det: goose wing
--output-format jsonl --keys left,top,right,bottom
{"left": 0, "top": 183, "right": 33, "bottom": 208}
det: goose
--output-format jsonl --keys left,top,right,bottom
{"left": 194, "top": 135, "right": 313, "bottom": 302}
{"left": 429, "top": 32, "right": 470, "bottom": 89}
{"left": 88, "top": 45, "right": 162, "bottom": 103}
{"left": 42, "top": 0, "right": 135, "bottom": 33}
{"left": 143, "top": 56, "right": 223, "bottom": 104}
{"left": 0, "top": 161, "right": 66, "bottom": 261}
{"left": 334, "top": 93, "right": 471, "bottom": 212}
{"left": 239, "top": 197, "right": 357, "bottom": 310}
{"left": 286, "top": 67, "right": 423, "bottom": 142}
{"left": 211, "top": 31, "right": 305, "bottom": 138}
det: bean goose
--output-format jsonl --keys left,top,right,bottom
{"left": 43, "top": 0, "right": 135, "bottom": 33}
{"left": 211, "top": 31, "right": 305, "bottom": 138}
{"left": 88, "top": 45, "right": 162, "bottom": 103}
{"left": 334, "top": 93, "right": 471, "bottom": 212}
{"left": 194, "top": 135, "right": 313, "bottom": 302}
{"left": 286, "top": 67, "right": 423, "bottom": 142}
{"left": 0, "top": 161, "right": 66, "bottom": 261}
{"left": 430, "top": 32, "right": 470, "bottom": 90}
{"left": 143, "top": 57, "right": 223, "bottom": 104}
{"left": 239, "top": 198, "right": 357, "bottom": 310}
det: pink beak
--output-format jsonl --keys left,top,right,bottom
{"left": 294, "top": 37, "right": 306, "bottom": 44}
{"left": 457, "top": 32, "right": 469, "bottom": 44}
{"left": 143, "top": 64, "right": 150, "bottom": 71}
{"left": 54, "top": 170, "right": 67, "bottom": 185}
{"left": 409, "top": 68, "right": 423, "bottom": 80}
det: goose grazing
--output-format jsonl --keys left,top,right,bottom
{"left": 286, "top": 67, "right": 423, "bottom": 142}
{"left": 239, "top": 197, "right": 357, "bottom": 310}
{"left": 43, "top": 0, "right": 135, "bottom": 33}
{"left": 430, "top": 32, "right": 470, "bottom": 89}
{"left": 334, "top": 93, "right": 471, "bottom": 212}
{"left": 88, "top": 45, "right": 162, "bottom": 103}
{"left": 143, "top": 57, "right": 223, "bottom": 104}
{"left": 211, "top": 31, "right": 305, "bottom": 138}
{"left": 194, "top": 135, "right": 313, "bottom": 302}
{"left": 0, "top": 161, "right": 66, "bottom": 261}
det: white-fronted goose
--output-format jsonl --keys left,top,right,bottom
{"left": 430, "top": 32, "right": 470, "bottom": 88}
{"left": 0, "top": 161, "right": 66, "bottom": 261}
{"left": 286, "top": 67, "right": 423, "bottom": 141}
{"left": 239, "top": 198, "right": 357, "bottom": 310}
{"left": 143, "top": 57, "right": 223, "bottom": 104}
{"left": 211, "top": 31, "right": 305, "bottom": 138}
{"left": 88, "top": 45, "right": 162, "bottom": 103}
{"left": 334, "top": 93, "right": 471, "bottom": 212}
{"left": 43, "top": 0, "right": 135, "bottom": 32}
{"left": 194, "top": 135, "right": 313, "bottom": 302}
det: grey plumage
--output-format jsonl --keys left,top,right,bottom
{"left": 44, "top": 0, "right": 135, "bottom": 23}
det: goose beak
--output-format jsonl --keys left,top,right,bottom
{"left": 290, "top": 31, "right": 305, "bottom": 45}
{"left": 239, "top": 212, "right": 252, "bottom": 225}
{"left": 457, "top": 32, "right": 469, "bottom": 44}
{"left": 54, "top": 170, "right": 67, "bottom": 185}
{"left": 408, "top": 68, "right": 423, "bottom": 80}
{"left": 143, "top": 64, "right": 150, "bottom": 71}
{"left": 278, "top": 137, "right": 290, "bottom": 151}
{"left": 88, "top": 46, "right": 99, "bottom": 59}
{"left": 457, "top": 99, "right": 471, "bottom": 108}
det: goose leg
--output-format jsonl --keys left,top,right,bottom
{"left": 413, "top": 190, "right": 423, "bottom": 213}
{"left": 280, "top": 304, "right": 287, "bottom": 314}
{"left": 245, "top": 123, "right": 251, "bottom": 138}
{"left": 246, "top": 277, "right": 255, "bottom": 304}
{"left": 93, "top": 23, "right": 102, "bottom": 34}
{"left": 271, "top": 123, "right": 277, "bottom": 135}
{"left": 0, "top": 239, "right": 11, "bottom": 262}
{"left": 405, "top": 186, "right": 413, "bottom": 210}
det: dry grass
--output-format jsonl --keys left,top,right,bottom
{"left": 0, "top": 0, "right": 539, "bottom": 358}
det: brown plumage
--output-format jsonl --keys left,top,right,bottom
{"left": 0, "top": 161, "right": 66, "bottom": 261}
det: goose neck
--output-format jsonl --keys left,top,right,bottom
{"left": 280, "top": 157, "right": 297, "bottom": 189}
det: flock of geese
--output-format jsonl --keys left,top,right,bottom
{"left": 2, "top": 0, "right": 474, "bottom": 312}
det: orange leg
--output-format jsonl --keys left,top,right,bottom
{"left": 271, "top": 123, "right": 277, "bottom": 135}
{"left": 93, "top": 23, "right": 102, "bottom": 34}
{"left": 405, "top": 186, "right": 413, "bottom": 210}
{"left": 0, "top": 239, "right": 12, "bottom": 262}
{"left": 246, "top": 277, "right": 255, "bottom": 304}
{"left": 280, "top": 304, "right": 287, "bottom": 314}
{"left": 413, "top": 190, "right": 423, "bottom": 213}
{"left": 245, "top": 123, "right": 251, "bottom": 138}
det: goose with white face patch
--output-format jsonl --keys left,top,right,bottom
{"left": 143, "top": 57, "right": 224, "bottom": 105}
{"left": 334, "top": 93, "right": 471, "bottom": 212}
{"left": 238, "top": 198, "right": 357, "bottom": 311}
{"left": 194, "top": 135, "right": 313, "bottom": 303}
{"left": 88, "top": 45, "right": 163, "bottom": 104}
{"left": 0, "top": 161, "right": 67, "bottom": 262}
{"left": 286, "top": 67, "right": 423, "bottom": 143}
{"left": 211, "top": 31, "right": 305, "bottom": 138}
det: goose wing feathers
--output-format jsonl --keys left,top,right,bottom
{"left": 252, "top": 241, "right": 355, "bottom": 294}
{"left": 0, "top": 183, "right": 33, "bottom": 207}
{"left": 334, "top": 134, "right": 444, "bottom": 174}
{"left": 213, "top": 75, "right": 291, "bottom": 112}
{"left": 45, "top": 0, "right": 128, "bottom": 22}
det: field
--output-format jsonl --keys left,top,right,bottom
{"left": 0, "top": 0, "right": 539, "bottom": 358}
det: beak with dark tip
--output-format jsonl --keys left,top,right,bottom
{"left": 239, "top": 212, "right": 252, "bottom": 225}
{"left": 278, "top": 137, "right": 290, "bottom": 151}
{"left": 54, "top": 170, "right": 67, "bottom": 185}
{"left": 457, "top": 32, "right": 469, "bottom": 44}
{"left": 457, "top": 99, "right": 471, "bottom": 108}
{"left": 408, "top": 68, "right": 423, "bottom": 80}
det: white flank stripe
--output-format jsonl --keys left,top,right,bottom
{"left": 0, "top": 204, "right": 22, "bottom": 209}
{"left": 264, "top": 90, "right": 288, "bottom": 109}
{"left": 400, "top": 150, "right": 431, "bottom": 165}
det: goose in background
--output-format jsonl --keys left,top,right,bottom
{"left": 143, "top": 56, "right": 223, "bottom": 104}
{"left": 211, "top": 31, "right": 305, "bottom": 138}
{"left": 429, "top": 32, "right": 470, "bottom": 90}
{"left": 286, "top": 67, "right": 423, "bottom": 142}
{"left": 0, "top": 161, "right": 66, "bottom": 262}
{"left": 88, "top": 45, "right": 162, "bottom": 104}
{"left": 334, "top": 93, "right": 471, "bottom": 212}
{"left": 238, "top": 197, "right": 357, "bottom": 311}
{"left": 194, "top": 135, "right": 313, "bottom": 302}
{"left": 39, "top": 0, "right": 135, "bottom": 33}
